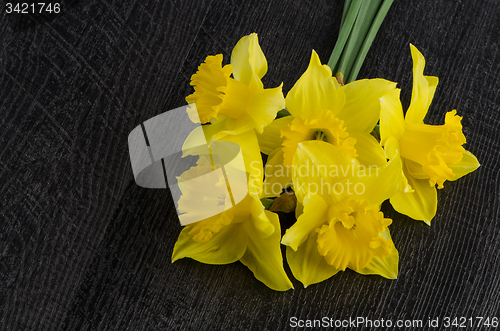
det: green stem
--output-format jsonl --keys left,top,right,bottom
{"left": 328, "top": 0, "right": 395, "bottom": 84}
{"left": 347, "top": 0, "right": 395, "bottom": 83}
{"left": 327, "top": 0, "right": 363, "bottom": 73}
{"left": 343, "top": 0, "right": 383, "bottom": 80}
{"left": 341, "top": 0, "right": 353, "bottom": 27}
{"left": 336, "top": 0, "right": 372, "bottom": 81}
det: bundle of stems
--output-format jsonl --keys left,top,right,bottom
{"left": 328, "top": 0, "right": 395, "bottom": 85}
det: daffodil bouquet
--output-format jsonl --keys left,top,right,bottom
{"left": 150, "top": 1, "right": 480, "bottom": 290}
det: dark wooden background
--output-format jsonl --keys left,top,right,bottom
{"left": 1, "top": 0, "right": 499, "bottom": 330}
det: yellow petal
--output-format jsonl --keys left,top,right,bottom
{"left": 356, "top": 229, "right": 399, "bottom": 279}
{"left": 337, "top": 78, "right": 398, "bottom": 133}
{"left": 405, "top": 44, "right": 439, "bottom": 124}
{"left": 173, "top": 199, "right": 291, "bottom": 291}
{"left": 285, "top": 50, "right": 345, "bottom": 118}
{"left": 181, "top": 126, "right": 209, "bottom": 157}
{"left": 216, "top": 78, "right": 285, "bottom": 134}
{"left": 349, "top": 132, "right": 386, "bottom": 167}
{"left": 292, "top": 139, "right": 400, "bottom": 208}
{"left": 404, "top": 158, "right": 429, "bottom": 179}
{"left": 379, "top": 88, "right": 405, "bottom": 144}
{"left": 291, "top": 141, "right": 358, "bottom": 203}
{"left": 349, "top": 142, "right": 403, "bottom": 207}
{"left": 247, "top": 195, "right": 276, "bottom": 238}
{"left": 213, "top": 115, "right": 256, "bottom": 138}
{"left": 295, "top": 200, "right": 304, "bottom": 219}
{"left": 216, "top": 130, "right": 261, "bottom": 173}
{"left": 448, "top": 151, "right": 480, "bottom": 181}
{"left": 172, "top": 222, "right": 246, "bottom": 264}
{"left": 182, "top": 116, "right": 230, "bottom": 150}
{"left": 182, "top": 128, "right": 263, "bottom": 200}
{"left": 231, "top": 33, "right": 267, "bottom": 88}
{"left": 390, "top": 159, "right": 437, "bottom": 224}
{"left": 211, "top": 130, "right": 264, "bottom": 197}
{"left": 262, "top": 148, "right": 292, "bottom": 198}
{"left": 240, "top": 210, "right": 293, "bottom": 291}
{"left": 384, "top": 137, "right": 414, "bottom": 193}
{"left": 176, "top": 165, "right": 236, "bottom": 227}
{"left": 257, "top": 116, "right": 294, "bottom": 155}
{"left": 286, "top": 233, "right": 340, "bottom": 288}
{"left": 292, "top": 140, "right": 358, "bottom": 174}
{"left": 248, "top": 84, "right": 286, "bottom": 134}
{"left": 281, "top": 194, "right": 328, "bottom": 251}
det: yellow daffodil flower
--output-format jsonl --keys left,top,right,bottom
{"left": 175, "top": 53, "right": 291, "bottom": 291}
{"left": 258, "top": 50, "right": 398, "bottom": 198}
{"left": 380, "top": 45, "right": 480, "bottom": 224}
{"left": 281, "top": 140, "right": 402, "bottom": 287}
{"left": 172, "top": 134, "right": 293, "bottom": 291}
{"left": 186, "top": 33, "right": 285, "bottom": 136}
{"left": 183, "top": 33, "right": 284, "bottom": 191}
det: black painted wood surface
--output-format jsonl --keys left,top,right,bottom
{"left": 1, "top": 1, "right": 499, "bottom": 330}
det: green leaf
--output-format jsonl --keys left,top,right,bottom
{"left": 276, "top": 109, "right": 291, "bottom": 118}
{"left": 371, "top": 124, "right": 380, "bottom": 140}
{"left": 260, "top": 198, "right": 275, "bottom": 210}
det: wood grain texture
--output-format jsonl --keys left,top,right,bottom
{"left": 1, "top": 0, "right": 499, "bottom": 330}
